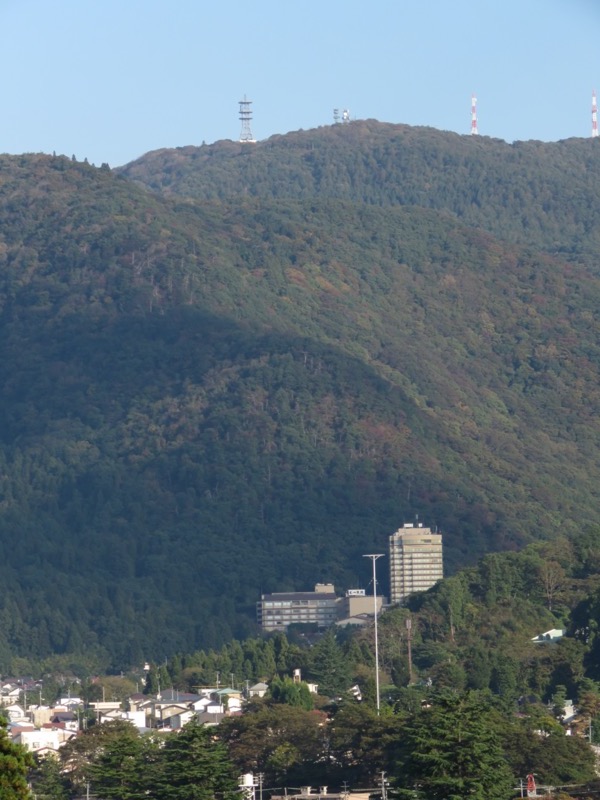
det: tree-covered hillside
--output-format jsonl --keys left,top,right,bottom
{"left": 118, "top": 120, "right": 600, "bottom": 267}
{"left": 1, "top": 146, "right": 600, "bottom": 669}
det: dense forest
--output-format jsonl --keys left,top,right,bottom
{"left": 1, "top": 121, "right": 600, "bottom": 668}
{"left": 119, "top": 120, "right": 600, "bottom": 267}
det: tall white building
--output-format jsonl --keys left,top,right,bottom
{"left": 389, "top": 523, "right": 443, "bottom": 604}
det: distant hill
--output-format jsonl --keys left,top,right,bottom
{"left": 1, "top": 129, "right": 600, "bottom": 669}
{"left": 118, "top": 119, "right": 600, "bottom": 266}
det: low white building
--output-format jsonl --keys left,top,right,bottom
{"left": 12, "top": 725, "right": 74, "bottom": 754}
{"left": 532, "top": 629, "right": 565, "bottom": 643}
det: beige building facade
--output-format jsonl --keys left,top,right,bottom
{"left": 389, "top": 523, "right": 443, "bottom": 604}
{"left": 257, "top": 583, "right": 339, "bottom": 632}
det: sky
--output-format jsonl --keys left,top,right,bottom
{"left": 1, "top": 0, "right": 598, "bottom": 167}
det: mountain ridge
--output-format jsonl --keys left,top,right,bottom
{"left": 117, "top": 119, "right": 600, "bottom": 266}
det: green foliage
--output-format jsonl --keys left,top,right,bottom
{"left": 57, "top": 719, "right": 237, "bottom": 800}
{"left": 3, "top": 128, "right": 600, "bottom": 666}
{"left": 29, "top": 755, "right": 69, "bottom": 800}
{"left": 395, "top": 690, "right": 514, "bottom": 800}
{"left": 154, "top": 720, "right": 238, "bottom": 800}
{"left": 118, "top": 121, "right": 600, "bottom": 269}
{"left": 306, "top": 630, "right": 353, "bottom": 698}
{"left": 502, "top": 716, "right": 596, "bottom": 784}
{"left": 219, "top": 703, "right": 328, "bottom": 785}
{"left": 269, "top": 676, "right": 313, "bottom": 709}
{"left": 58, "top": 719, "right": 147, "bottom": 791}
{"left": 328, "top": 704, "right": 404, "bottom": 786}
{"left": 86, "top": 728, "right": 145, "bottom": 800}
{"left": 0, "top": 715, "right": 33, "bottom": 800}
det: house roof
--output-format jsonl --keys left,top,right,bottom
{"left": 51, "top": 712, "right": 76, "bottom": 721}
{"left": 156, "top": 689, "right": 201, "bottom": 704}
{"left": 195, "top": 711, "right": 224, "bottom": 724}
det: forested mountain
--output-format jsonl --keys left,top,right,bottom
{"left": 118, "top": 120, "right": 600, "bottom": 266}
{"left": 1, "top": 120, "right": 600, "bottom": 670}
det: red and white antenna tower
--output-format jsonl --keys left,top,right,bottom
{"left": 592, "top": 90, "right": 598, "bottom": 138}
{"left": 470, "top": 94, "right": 478, "bottom": 135}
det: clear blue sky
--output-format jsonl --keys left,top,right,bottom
{"left": 1, "top": 0, "right": 598, "bottom": 166}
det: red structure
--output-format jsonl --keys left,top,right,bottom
{"left": 471, "top": 94, "right": 478, "bottom": 135}
{"left": 592, "top": 90, "right": 598, "bottom": 138}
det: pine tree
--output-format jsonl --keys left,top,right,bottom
{"left": 154, "top": 719, "right": 238, "bottom": 800}
{"left": 86, "top": 728, "right": 145, "bottom": 800}
{"left": 0, "top": 715, "right": 33, "bottom": 800}
{"left": 396, "top": 690, "right": 513, "bottom": 800}
{"left": 30, "top": 754, "right": 69, "bottom": 800}
{"left": 307, "top": 629, "right": 352, "bottom": 698}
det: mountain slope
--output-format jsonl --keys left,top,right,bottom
{"left": 118, "top": 120, "right": 600, "bottom": 267}
{"left": 1, "top": 154, "right": 600, "bottom": 668}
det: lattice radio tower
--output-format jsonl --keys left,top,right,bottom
{"left": 593, "top": 90, "right": 598, "bottom": 138}
{"left": 239, "top": 95, "right": 256, "bottom": 143}
{"left": 470, "top": 94, "right": 478, "bottom": 135}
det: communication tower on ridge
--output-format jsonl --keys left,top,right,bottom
{"left": 592, "top": 90, "right": 598, "bottom": 138}
{"left": 239, "top": 96, "right": 256, "bottom": 143}
{"left": 470, "top": 94, "right": 478, "bottom": 135}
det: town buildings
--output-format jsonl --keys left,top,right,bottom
{"left": 258, "top": 521, "right": 442, "bottom": 631}
{"left": 389, "top": 523, "right": 443, "bottom": 604}
{"left": 257, "top": 585, "right": 386, "bottom": 632}
{"left": 258, "top": 584, "right": 340, "bottom": 632}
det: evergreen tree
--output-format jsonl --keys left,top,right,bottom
{"left": 395, "top": 690, "right": 513, "bottom": 800}
{"left": 269, "top": 676, "right": 313, "bottom": 710}
{"left": 86, "top": 728, "right": 145, "bottom": 800}
{"left": 307, "top": 629, "right": 352, "bottom": 698}
{"left": 154, "top": 719, "right": 238, "bottom": 800}
{"left": 0, "top": 715, "right": 33, "bottom": 800}
{"left": 30, "top": 755, "right": 69, "bottom": 800}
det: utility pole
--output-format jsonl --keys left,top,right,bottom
{"left": 406, "top": 617, "right": 414, "bottom": 684}
{"left": 381, "top": 772, "right": 388, "bottom": 800}
{"left": 363, "top": 553, "right": 385, "bottom": 713}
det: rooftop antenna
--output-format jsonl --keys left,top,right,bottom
{"left": 239, "top": 95, "right": 256, "bottom": 143}
{"left": 470, "top": 94, "right": 478, "bottom": 135}
{"left": 593, "top": 90, "right": 598, "bottom": 138}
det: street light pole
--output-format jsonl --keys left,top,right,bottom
{"left": 363, "top": 553, "right": 385, "bottom": 713}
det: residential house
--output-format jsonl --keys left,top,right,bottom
{"left": 247, "top": 682, "right": 269, "bottom": 698}
{"left": 49, "top": 712, "right": 78, "bottom": 732}
{"left": 11, "top": 724, "right": 75, "bottom": 754}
